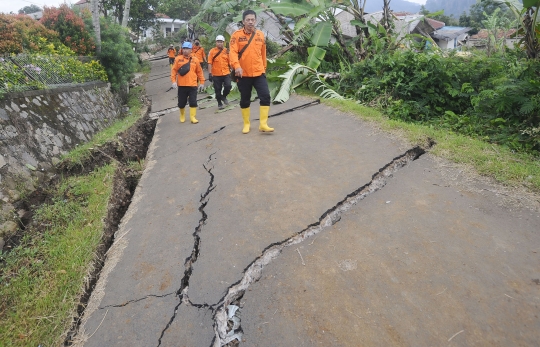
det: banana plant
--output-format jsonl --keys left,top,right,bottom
{"left": 487, "top": 0, "right": 540, "bottom": 59}
{"left": 273, "top": 63, "right": 343, "bottom": 104}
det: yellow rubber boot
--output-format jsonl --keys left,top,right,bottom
{"left": 179, "top": 108, "right": 185, "bottom": 123}
{"left": 190, "top": 107, "right": 199, "bottom": 124}
{"left": 259, "top": 106, "right": 274, "bottom": 132}
{"left": 241, "top": 108, "right": 250, "bottom": 134}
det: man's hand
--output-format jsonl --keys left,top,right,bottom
{"left": 208, "top": 74, "right": 213, "bottom": 82}
{"left": 235, "top": 67, "right": 243, "bottom": 78}
{"left": 198, "top": 84, "right": 205, "bottom": 92}
{"left": 172, "top": 82, "right": 177, "bottom": 89}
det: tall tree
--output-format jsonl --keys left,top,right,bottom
{"left": 121, "top": 0, "right": 130, "bottom": 27}
{"left": 459, "top": 0, "right": 513, "bottom": 34}
{"left": 126, "top": 0, "right": 160, "bottom": 40}
{"left": 91, "top": 0, "right": 102, "bottom": 53}
{"left": 18, "top": 5, "right": 42, "bottom": 14}
{"left": 159, "top": 0, "right": 202, "bottom": 20}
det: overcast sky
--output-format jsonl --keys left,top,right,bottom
{"left": 1, "top": 0, "right": 428, "bottom": 15}
{"left": 0, "top": 0, "right": 72, "bottom": 14}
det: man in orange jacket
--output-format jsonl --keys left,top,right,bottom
{"left": 167, "top": 44, "right": 176, "bottom": 67}
{"left": 229, "top": 10, "right": 273, "bottom": 134}
{"left": 192, "top": 38, "right": 206, "bottom": 69}
{"left": 171, "top": 41, "right": 205, "bottom": 124}
{"left": 207, "top": 35, "right": 231, "bottom": 110}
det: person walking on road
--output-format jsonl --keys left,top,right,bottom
{"left": 171, "top": 41, "right": 205, "bottom": 124}
{"left": 192, "top": 38, "right": 206, "bottom": 70}
{"left": 229, "top": 10, "right": 273, "bottom": 134}
{"left": 167, "top": 44, "right": 176, "bottom": 67}
{"left": 208, "top": 35, "right": 232, "bottom": 110}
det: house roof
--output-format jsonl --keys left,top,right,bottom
{"left": 156, "top": 13, "right": 171, "bottom": 19}
{"left": 394, "top": 12, "right": 415, "bottom": 16}
{"left": 431, "top": 26, "right": 472, "bottom": 41}
{"left": 470, "top": 28, "right": 517, "bottom": 39}
{"left": 426, "top": 18, "right": 445, "bottom": 30}
{"left": 27, "top": 11, "right": 43, "bottom": 20}
{"left": 74, "top": 0, "right": 89, "bottom": 4}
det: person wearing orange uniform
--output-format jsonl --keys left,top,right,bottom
{"left": 192, "top": 38, "right": 206, "bottom": 69}
{"left": 207, "top": 35, "right": 231, "bottom": 110}
{"left": 229, "top": 10, "right": 273, "bottom": 134}
{"left": 167, "top": 44, "right": 176, "bottom": 66}
{"left": 170, "top": 41, "right": 205, "bottom": 124}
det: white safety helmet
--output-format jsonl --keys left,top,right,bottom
{"left": 216, "top": 35, "right": 225, "bottom": 42}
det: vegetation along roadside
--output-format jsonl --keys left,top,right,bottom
{"left": 0, "top": 82, "right": 157, "bottom": 347}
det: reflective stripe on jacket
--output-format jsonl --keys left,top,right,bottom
{"left": 170, "top": 54, "right": 205, "bottom": 87}
{"left": 229, "top": 29, "right": 266, "bottom": 77}
{"left": 208, "top": 47, "right": 230, "bottom": 76}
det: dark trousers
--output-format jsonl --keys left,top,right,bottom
{"left": 177, "top": 86, "right": 198, "bottom": 108}
{"left": 237, "top": 74, "right": 270, "bottom": 109}
{"left": 169, "top": 57, "right": 175, "bottom": 65}
{"left": 213, "top": 75, "right": 232, "bottom": 105}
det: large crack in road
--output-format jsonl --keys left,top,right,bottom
{"left": 156, "top": 152, "right": 217, "bottom": 346}
{"left": 210, "top": 143, "right": 433, "bottom": 346}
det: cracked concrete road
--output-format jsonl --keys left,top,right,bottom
{"left": 75, "top": 56, "right": 540, "bottom": 346}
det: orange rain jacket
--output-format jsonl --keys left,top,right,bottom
{"left": 207, "top": 47, "right": 230, "bottom": 77}
{"left": 170, "top": 54, "right": 205, "bottom": 87}
{"left": 192, "top": 46, "right": 206, "bottom": 63}
{"left": 229, "top": 29, "right": 266, "bottom": 77}
{"left": 167, "top": 47, "right": 176, "bottom": 58}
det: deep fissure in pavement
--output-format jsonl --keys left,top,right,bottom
{"left": 193, "top": 126, "right": 227, "bottom": 144}
{"left": 211, "top": 143, "right": 433, "bottom": 346}
{"left": 156, "top": 153, "right": 217, "bottom": 346}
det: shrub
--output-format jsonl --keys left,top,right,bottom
{"left": 340, "top": 50, "right": 540, "bottom": 154}
{"left": 92, "top": 17, "right": 138, "bottom": 91}
{"left": 0, "top": 14, "right": 68, "bottom": 54}
{"left": 41, "top": 5, "right": 95, "bottom": 55}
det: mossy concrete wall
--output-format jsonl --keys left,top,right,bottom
{"left": 0, "top": 82, "right": 121, "bottom": 239}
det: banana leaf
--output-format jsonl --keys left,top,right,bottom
{"left": 266, "top": 0, "right": 312, "bottom": 16}
{"left": 306, "top": 46, "right": 326, "bottom": 69}
{"left": 523, "top": 0, "right": 540, "bottom": 8}
{"left": 310, "top": 22, "right": 332, "bottom": 47}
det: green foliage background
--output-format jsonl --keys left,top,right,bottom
{"left": 86, "top": 17, "right": 138, "bottom": 92}
{"left": 339, "top": 50, "right": 540, "bottom": 154}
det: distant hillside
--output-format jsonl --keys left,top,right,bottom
{"left": 424, "top": 0, "right": 476, "bottom": 17}
{"left": 365, "top": 0, "right": 421, "bottom": 14}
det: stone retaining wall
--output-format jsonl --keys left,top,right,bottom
{"left": 0, "top": 82, "right": 122, "bottom": 238}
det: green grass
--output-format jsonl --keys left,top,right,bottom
{"left": 299, "top": 92, "right": 540, "bottom": 192}
{"left": 0, "top": 164, "right": 116, "bottom": 347}
{"left": 0, "top": 81, "right": 149, "bottom": 346}
{"left": 62, "top": 85, "right": 146, "bottom": 165}
{"left": 137, "top": 60, "right": 151, "bottom": 74}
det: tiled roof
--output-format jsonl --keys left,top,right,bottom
{"left": 426, "top": 18, "right": 445, "bottom": 30}
{"left": 393, "top": 11, "right": 414, "bottom": 16}
{"left": 470, "top": 29, "right": 517, "bottom": 39}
